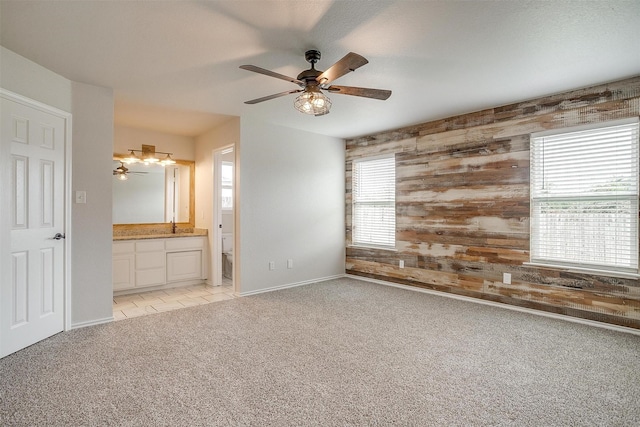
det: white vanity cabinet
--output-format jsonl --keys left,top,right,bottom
{"left": 166, "top": 237, "right": 204, "bottom": 283}
{"left": 112, "top": 236, "right": 207, "bottom": 293}
{"left": 112, "top": 242, "right": 135, "bottom": 291}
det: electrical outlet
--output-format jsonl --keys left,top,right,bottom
{"left": 269, "top": 261, "right": 275, "bottom": 271}
{"left": 399, "top": 260, "right": 404, "bottom": 268}
{"left": 287, "top": 259, "right": 293, "bottom": 269}
{"left": 503, "top": 272, "right": 512, "bottom": 284}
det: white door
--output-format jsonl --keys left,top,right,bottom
{"left": 0, "top": 92, "right": 68, "bottom": 358}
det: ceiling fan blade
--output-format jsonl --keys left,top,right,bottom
{"left": 326, "top": 85, "right": 391, "bottom": 100}
{"left": 316, "top": 52, "right": 369, "bottom": 86}
{"left": 244, "top": 89, "right": 302, "bottom": 105}
{"left": 240, "top": 65, "right": 304, "bottom": 86}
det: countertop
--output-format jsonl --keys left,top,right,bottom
{"left": 113, "top": 229, "right": 208, "bottom": 241}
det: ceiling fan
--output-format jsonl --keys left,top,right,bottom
{"left": 240, "top": 50, "right": 391, "bottom": 116}
{"left": 113, "top": 161, "right": 147, "bottom": 181}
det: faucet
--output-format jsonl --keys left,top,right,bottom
{"left": 171, "top": 220, "right": 177, "bottom": 234}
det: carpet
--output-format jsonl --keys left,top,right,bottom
{"left": 1, "top": 277, "right": 639, "bottom": 426}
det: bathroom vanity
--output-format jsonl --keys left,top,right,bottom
{"left": 112, "top": 155, "right": 207, "bottom": 295}
{"left": 113, "top": 233, "right": 207, "bottom": 294}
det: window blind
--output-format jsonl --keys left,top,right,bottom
{"left": 530, "top": 119, "right": 639, "bottom": 272}
{"left": 352, "top": 155, "right": 396, "bottom": 248}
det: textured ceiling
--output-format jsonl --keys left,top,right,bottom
{"left": 1, "top": 1, "right": 639, "bottom": 138}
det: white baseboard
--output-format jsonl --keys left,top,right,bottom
{"left": 239, "top": 274, "right": 345, "bottom": 297}
{"left": 69, "top": 316, "right": 114, "bottom": 330}
{"left": 113, "top": 279, "right": 206, "bottom": 297}
{"left": 346, "top": 274, "right": 640, "bottom": 337}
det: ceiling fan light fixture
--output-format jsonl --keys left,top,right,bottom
{"left": 294, "top": 87, "right": 331, "bottom": 116}
{"left": 113, "top": 162, "right": 129, "bottom": 181}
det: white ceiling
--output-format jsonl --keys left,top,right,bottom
{"left": 1, "top": 1, "right": 639, "bottom": 139}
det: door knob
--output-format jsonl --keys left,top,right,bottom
{"left": 52, "top": 233, "right": 65, "bottom": 240}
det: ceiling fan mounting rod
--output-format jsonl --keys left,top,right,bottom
{"left": 304, "top": 49, "right": 321, "bottom": 65}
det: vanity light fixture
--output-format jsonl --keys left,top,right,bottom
{"left": 122, "top": 145, "right": 174, "bottom": 166}
{"left": 123, "top": 150, "right": 140, "bottom": 164}
{"left": 160, "top": 153, "right": 176, "bottom": 166}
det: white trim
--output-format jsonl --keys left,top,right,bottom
{"left": 346, "top": 274, "right": 640, "bottom": 336}
{"left": 70, "top": 316, "right": 114, "bottom": 330}
{"left": 238, "top": 274, "right": 345, "bottom": 297}
{"left": 0, "top": 89, "right": 73, "bottom": 333}
{"left": 113, "top": 279, "right": 207, "bottom": 297}
{"left": 531, "top": 116, "right": 639, "bottom": 138}
{"left": 64, "top": 114, "right": 73, "bottom": 332}
{"left": 524, "top": 262, "right": 640, "bottom": 280}
{"left": 348, "top": 244, "right": 397, "bottom": 252}
{"left": 212, "top": 144, "right": 235, "bottom": 290}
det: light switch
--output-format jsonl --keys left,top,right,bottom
{"left": 75, "top": 191, "right": 87, "bottom": 204}
{"left": 503, "top": 273, "right": 512, "bottom": 284}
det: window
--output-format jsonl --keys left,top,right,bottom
{"left": 221, "top": 161, "right": 233, "bottom": 210}
{"left": 530, "top": 119, "right": 639, "bottom": 274}
{"left": 352, "top": 155, "right": 396, "bottom": 248}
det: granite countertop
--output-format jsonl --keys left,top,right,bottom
{"left": 113, "top": 228, "right": 208, "bottom": 241}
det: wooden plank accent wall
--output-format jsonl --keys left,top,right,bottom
{"left": 346, "top": 76, "right": 640, "bottom": 329}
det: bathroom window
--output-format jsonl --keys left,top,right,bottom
{"left": 352, "top": 154, "right": 396, "bottom": 248}
{"left": 530, "top": 118, "right": 639, "bottom": 274}
{"left": 221, "top": 162, "right": 233, "bottom": 210}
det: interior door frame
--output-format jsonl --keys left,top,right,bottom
{"left": 212, "top": 144, "right": 234, "bottom": 289}
{"left": 0, "top": 88, "right": 72, "bottom": 333}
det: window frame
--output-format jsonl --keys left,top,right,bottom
{"left": 528, "top": 118, "right": 640, "bottom": 277}
{"left": 351, "top": 154, "right": 396, "bottom": 250}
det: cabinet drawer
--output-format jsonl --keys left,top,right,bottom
{"left": 136, "top": 240, "right": 165, "bottom": 252}
{"left": 165, "top": 237, "right": 205, "bottom": 251}
{"left": 136, "top": 252, "right": 165, "bottom": 269}
{"left": 113, "top": 242, "right": 135, "bottom": 254}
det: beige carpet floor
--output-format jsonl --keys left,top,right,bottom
{"left": 1, "top": 277, "right": 639, "bottom": 426}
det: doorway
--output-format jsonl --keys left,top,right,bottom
{"left": 213, "top": 145, "right": 234, "bottom": 290}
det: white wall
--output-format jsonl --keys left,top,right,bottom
{"left": 195, "top": 118, "right": 239, "bottom": 283}
{"left": 1, "top": 46, "right": 114, "bottom": 327}
{"left": 70, "top": 82, "right": 114, "bottom": 326}
{"left": 238, "top": 117, "right": 345, "bottom": 294}
{"left": 114, "top": 126, "right": 195, "bottom": 161}
{"left": 0, "top": 46, "right": 71, "bottom": 111}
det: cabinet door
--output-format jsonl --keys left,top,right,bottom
{"left": 113, "top": 254, "right": 135, "bottom": 290}
{"left": 135, "top": 251, "right": 166, "bottom": 287}
{"left": 166, "top": 251, "right": 202, "bottom": 282}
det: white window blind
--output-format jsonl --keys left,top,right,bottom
{"left": 352, "top": 155, "right": 395, "bottom": 248}
{"left": 530, "top": 119, "right": 639, "bottom": 273}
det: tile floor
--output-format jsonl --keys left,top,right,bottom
{"left": 112, "top": 281, "right": 236, "bottom": 321}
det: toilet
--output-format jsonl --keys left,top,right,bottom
{"left": 221, "top": 233, "right": 233, "bottom": 280}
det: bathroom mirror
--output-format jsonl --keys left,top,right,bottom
{"left": 112, "top": 157, "right": 195, "bottom": 229}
